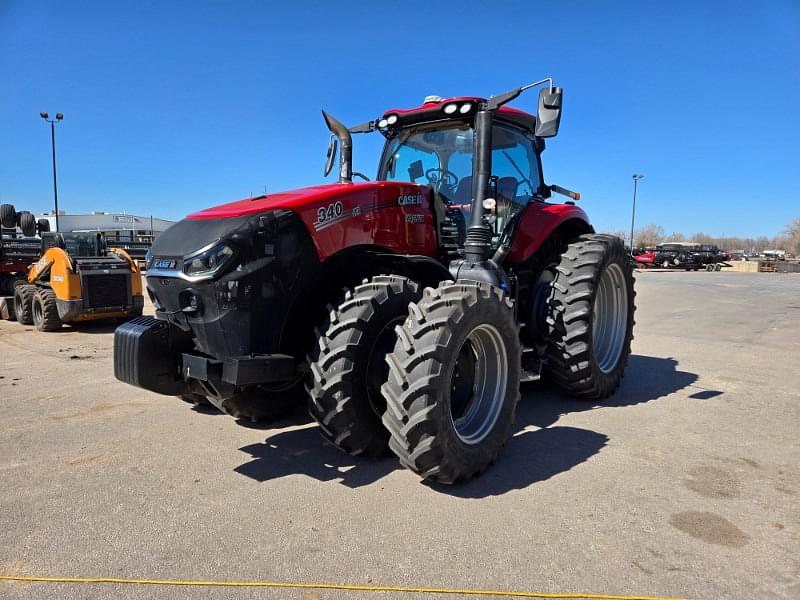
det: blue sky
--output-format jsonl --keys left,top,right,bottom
{"left": 1, "top": 1, "right": 798, "bottom": 237}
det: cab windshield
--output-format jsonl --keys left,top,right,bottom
{"left": 43, "top": 233, "right": 103, "bottom": 257}
{"left": 377, "top": 121, "right": 541, "bottom": 210}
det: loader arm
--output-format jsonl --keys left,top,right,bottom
{"left": 28, "top": 247, "right": 72, "bottom": 284}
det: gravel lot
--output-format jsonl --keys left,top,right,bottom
{"left": 1, "top": 271, "right": 798, "bottom": 600}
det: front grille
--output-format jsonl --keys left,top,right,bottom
{"left": 85, "top": 274, "right": 129, "bottom": 309}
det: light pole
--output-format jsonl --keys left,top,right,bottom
{"left": 630, "top": 173, "right": 644, "bottom": 252}
{"left": 40, "top": 112, "right": 64, "bottom": 231}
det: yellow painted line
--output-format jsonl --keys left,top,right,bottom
{"left": 0, "top": 574, "right": 694, "bottom": 600}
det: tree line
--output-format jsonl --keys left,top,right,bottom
{"left": 605, "top": 218, "right": 800, "bottom": 255}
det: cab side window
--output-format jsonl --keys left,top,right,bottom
{"left": 490, "top": 125, "right": 540, "bottom": 236}
{"left": 491, "top": 125, "right": 540, "bottom": 204}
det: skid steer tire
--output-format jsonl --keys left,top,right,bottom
{"left": 32, "top": 288, "right": 62, "bottom": 331}
{"left": 17, "top": 211, "right": 36, "bottom": 237}
{"left": 37, "top": 218, "right": 51, "bottom": 234}
{"left": 545, "top": 234, "right": 635, "bottom": 400}
{"left": 0, "top": 204, "right": 16, "bottom": 229}
{"left": 382, "top": 281, "right": 521, "bottom": 484}
{"left": 13, "top": 284, "right": 36, "bottom": 325}
{"left": 308, "top": 275, "right": 422, "bottom": 457}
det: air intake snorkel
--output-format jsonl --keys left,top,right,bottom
{"left": 467, "top": 78, "right": 564, "bottom": 263}
{"left": 321, "top": 111, "right": 352, "bottom": 183}
{"left": 450, "top": 78, "right": 564, "bottom": 287}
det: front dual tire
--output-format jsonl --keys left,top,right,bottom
{"left": 307, "top": 275, "right": 422, "bottom": 457}
{"left": 381, "top": 282, "right": 521, "bottom": 484}
{"left": 308, "top": 276, "right": 520, "bottom": 484}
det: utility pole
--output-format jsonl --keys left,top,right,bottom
{"left": 630, "top": 174, "right": 644, "bottom": 252}
{"left": 40, "top": 112, "right": 64, "bottom": 231}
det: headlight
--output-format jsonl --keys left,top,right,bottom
{"left": 183, "top": 241, "right": 236, "bottom": 279}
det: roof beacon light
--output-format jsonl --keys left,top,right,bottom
{"left": 424, "top": 95, "right": 444, "bottom": 104}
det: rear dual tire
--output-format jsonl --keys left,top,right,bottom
{"left": 544, "top": 234, "right": 635, "bottom": 399}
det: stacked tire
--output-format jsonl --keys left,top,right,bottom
{"left": 1, "top": 204, "right": 48, "bottom": 235}
{"left": 0, "top": 204, "right": 16, "bottom": 229}
{"left": 17, "top": 212, "right": 36, "bottom": 237}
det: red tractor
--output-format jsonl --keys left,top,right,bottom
{"left": 114, "top": 79, "right": 635, "bottom": 483}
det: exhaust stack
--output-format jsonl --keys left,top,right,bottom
{"left": 321, "top": 111, "right": 352, "bottom": 183}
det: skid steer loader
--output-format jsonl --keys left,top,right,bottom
{"left": 14, "top": 232, "right": 144, "bottom": 331}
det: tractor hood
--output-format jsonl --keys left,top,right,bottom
{"left": 186, "top": 181, "right": 408, "bottom": 220}
{"left": 152, "top": 180, "right": 433, "bottom": 261}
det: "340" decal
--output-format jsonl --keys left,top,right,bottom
{"left": 316, "top": 201, "right": 344, "bottom": 225}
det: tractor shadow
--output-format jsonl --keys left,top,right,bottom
{"left": 235, "top": 424, "right": 400, "bottom": 488}
{"left": 235, "top": 355, "right": 705, "bottom": 493}
{"left": 434, "top": 355, "right": 705, "bottom": 498}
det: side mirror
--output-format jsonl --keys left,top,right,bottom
{"left": 534, "top": 86, "right": 563, "bottom": 138}
{"left": 323, "top": 135, "right": 338, "bottom": 177}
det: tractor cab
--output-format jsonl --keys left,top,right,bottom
{"left": 375, "top": 114, "right": 545, "bottom": 250}
{"left": 323, "top": 79, "right": 575, "bottom": 285}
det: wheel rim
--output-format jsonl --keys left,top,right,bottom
{"left": 592, "top": 263, "right": 628, "bottom": 374}
{"left": 531, "top": 264, "right": 556, "bottom": 341}
{"left": 449, "top": 324, "right": 508, "bottom": 445}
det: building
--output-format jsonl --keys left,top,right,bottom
{"left": 36, "top": 211, "right": 174, "bottom": 242}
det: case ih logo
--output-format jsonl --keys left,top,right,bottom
{"left": 397, "top": 193, "right": 423, "bottom": 206}
{"left": 153, "top": 258, "right": 177, "bottom": 269}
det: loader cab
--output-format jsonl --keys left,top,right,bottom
{"left": 42, "top": 232, "right": 107, "bottom": 257}
{"left": 376, "top": 116, "right": 545, "bottom": 249}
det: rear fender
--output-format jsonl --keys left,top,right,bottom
{"left": 506, "top": 203, "right": 593, "bottom": 264}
